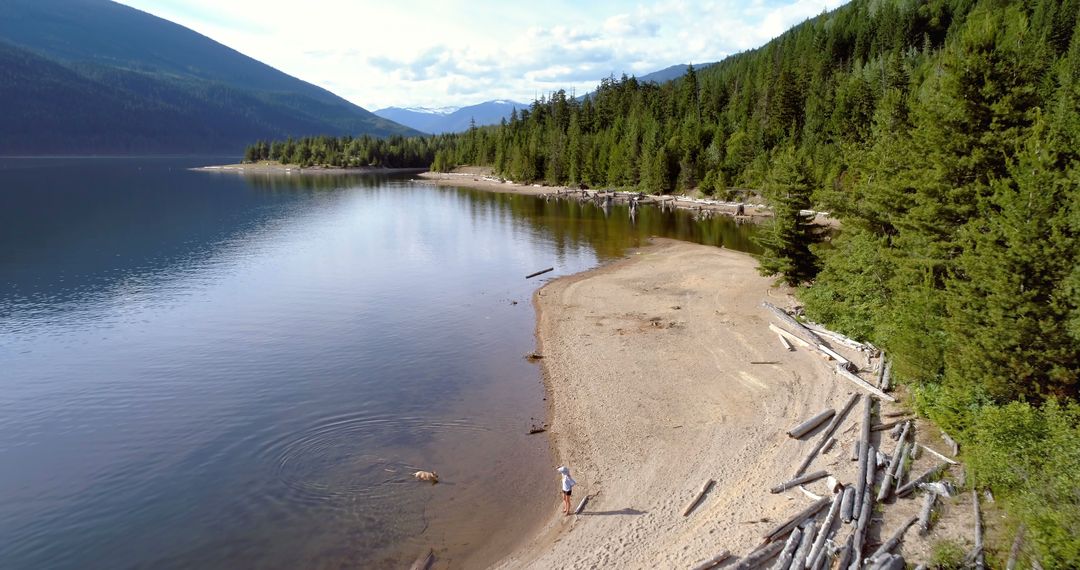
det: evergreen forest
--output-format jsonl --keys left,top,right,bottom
{"left": 246, "top": 0, "right": 1079, "bottom": 563}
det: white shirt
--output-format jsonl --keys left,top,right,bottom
{"left": 561, "top": 473, "right": 576, "bottom": 492}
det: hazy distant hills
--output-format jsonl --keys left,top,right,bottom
{"left": 0, "top": 0, "right": 419, "bottom": 155}
{"left": 376, "top": 62, "right": 714, "bottom": 134}
{"left": 375, "top": 100, "right": 528, "bottom": 134}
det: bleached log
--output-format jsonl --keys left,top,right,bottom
{"left": 733, "top": 541, "right": 785, "bottom": 570}
{"left": 762, "top": 302, "right": 823, "bottom": 345}
{"left": 835, "top": 534, "right": 854, "bottom": 570}
{"left": 794, "top": 393, "right": 861, "bottom": 477}
{"left": 871, "top": 419, "right": 908, "bottom": 432}
{"left": 836, "top": 365, "right": 897, "bottom": 402}
{"left": 410, "top": 548, "right": 435, "bottom": 570}
{"left": 769, "top": 529, "right": 802, "bottom": 570}
{"left": 876, "top": 356, "right": 887, "bottom": 388}
{"left": 791, "top": 520, "right": 818, "bottom": 570}
{"left": 918, "top": 492, "right": 937, "bottom": 533}
{"left": 803, "top": 321, "right": 873, "bottom": 352}
{"left": 918, "top": 444, "right": 959, "bottom": 465}
{"left": 771, "top": 471, "right": 829, "bottom": 494}
{"left": 684, "top": 479, "right": 715, "bottom": 516}
{"left": 821, "top": 437, "right": 837, "bottom": 454}
{"left": 1005, "top": 524, "right": 1025, "bottom": 570}
{"left": 941, "top": 431, "right": 960, "bottom": 457}
{"left": 787, "top": 409, "right": 836, "bottom": 439}
{"left": 798, "top": 486, "right": 823, "bottom": 501}
{"left": 691, "top": 550, "right": 732, "bottom": 570}
{"left": 881, "top": 360, "right": 893, "bottom": 391}
{"left": 807, "top": 490, "right": 844, "bottom": 568}
{"left": 896, "top": 462, "right": 949, "bottom": 498}
{"left": 854, "top": 398, "right": 873, "bottom": 515}
{"left": 770, "top": 323, "right": 812, "bottom": 348}
{"left": 973, "top": 490, "right": 985, "bottom": 569}
{"left": 850, "top": 489, "right": 873, "bottom": 570}
{"left": 869, "top": 516, "right": 919, "bottom": 560}
{"left": 878, "top": 422, "right": 912, "bottom": 502}
{"left": 778, "top": 333, "right": 794, "bottom": 351}
{"left": 840, "top": 486, "right": 855, "bottom": 523}
{"left": 817, "top": 344, "right": 852, "bottom": 368}
{"left": 763, "top": 497, "right": 831, "bottom": 543}
{"left": 574, "top": 495, "right": 590, "bottom": 515}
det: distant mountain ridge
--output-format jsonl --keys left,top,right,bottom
{"left": 0, "top": 0, "right": 419, "bottom": 154}
{"left": 375, "top": 100, "right": 528, "bottom": 134}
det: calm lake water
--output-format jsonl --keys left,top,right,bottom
{"left": 0, "top": 157, "right": 759, "bottom": 569}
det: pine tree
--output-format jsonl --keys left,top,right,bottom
{"left": 753, "top": 145, "right": 821, "bottom": 285}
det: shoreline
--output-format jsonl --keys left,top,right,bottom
{"left": 492, "top": 239, "right": 959, "bottom": 569}
{"left": 191, "top": 162, "right": 426, "bottom": 175}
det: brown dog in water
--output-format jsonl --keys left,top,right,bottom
{"left": 413, "top": 470, "right": 439, "bottom": 484}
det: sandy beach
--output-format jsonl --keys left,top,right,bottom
{"left": 494, "top": 239, "right": 968, "bottom": 569}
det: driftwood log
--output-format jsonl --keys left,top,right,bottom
{"left": 574, "top": 495, "right": 590, "bottom": 515}
{"left": 778, "top": 334, "right": 794, "bottom": 351}
{"left": 973, "top": 489, "right": 985, "bottom": 569}
{"left": 896, "top": 462, "right": 949, "bottom": 498}
{"left": 854, "top": 397, "right": 873, "bottom": 515}
{"left": 791, "top": 519, "right": 818, "bottom": 570}
{"left": 942, "top": 431, "right": 960, "bottom": 457}
{"left": 918, "top": 444, "right": 960, "bottom": 465}
{"left": 835, "top": 534, "right": 854, "bottom": 570}
{"left": 733, "top": 541, "right": 786, "bottom": 570}
{"left": 807, "top": 490, "right": 844, "bottom": 568}
{"left": 684, "top": 479, "right": 715, "bottom": 516}
{"left": 762, "top": 302, "right": 823, "bottom": 345}
{"left": 877, "top": 422, "right": 912, "bottom": 501}
{"left": 881, "top": 360, "right": 893, "bottom": 392}
{"left": 525, "top": 267, "right": 554, "bottom": 279}
{"left": 770, "top": 324, "right": 812, "bottom": 348}
{"left": 409, "top": 548, "right": 435, "bottom": 570}
{"left": 771, "top": 470, "right": 828, "bottom": 494}
{"left": 840, "top": 486, "right": 856, "bottom": 523}
{"left": 794, "top": 393, "right": 861, "bottom": 477}
{"left": 869, "top": 516, "right": 919, "bottom": 560}
{"left": 817, "top": 344, "right": 852, "bottom": 369}
{"left": 787, "top": 409, "right": 836, "bottom": 439}
{"left": 836, "top": 365, "right": 897, "bottom": 402}
{"left": 1006, "top": 524, "right": 1026, "bottom": 570}
{"left": 918, "top": 492, "right": 937, "bottom": 533}
{"left": 769, "top": 530, "right": 802, "bottom": 570}
{"left": 691, "top": 550, "right": 732, "bottom": 570}
{"left": 763, "top": 496, "right": 831, "bottom": 543}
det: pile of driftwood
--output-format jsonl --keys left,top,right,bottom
{"left": 687, "top": 305, "right": 992, "bottom": 570}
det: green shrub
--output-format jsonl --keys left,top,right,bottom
{"left": 966, "top": 399, "right": 1080, "bottom": 568}
{"left": 930, "top": 539, "right": 966, "bottom": 570}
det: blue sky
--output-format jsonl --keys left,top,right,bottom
{"left": 115, "top": 0, "right": 847, "bottom": 110}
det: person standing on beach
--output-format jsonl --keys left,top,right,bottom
{"left": 557, "top": 466, "right": 576, "bottom": 515}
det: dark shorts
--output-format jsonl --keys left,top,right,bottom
{"left": 562, "top": 489, "right": 572, "bottom": 497}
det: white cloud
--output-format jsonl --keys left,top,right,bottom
{"left": 115, "top": 0, "right": 847, "bottom": 110}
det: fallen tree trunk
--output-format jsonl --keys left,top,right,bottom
{"left": 734, "top": 541, "right": 786, "bottom": 570}
{"left": 787, "top": 409, "right": 836, "bottom": 439}
{"left": 794, "top": 393, "right": 860, "bottom": 477}
{"left": 771, "top": 471, "right": 828, "bottom": 494}
{"left": 854, "top": 398, "right": 873, "bottom": 515}
{"left": 877, "top": 422, "right": 912, "bottom": 502}
{"left": 763, "top": 497, "right": 831, "bottom": 543}
{"left": 410, "top": 548, "right": 435, "bottom": 570}
{"left": 1006, "top": 524, "right": 1026, "bottom": 570}
{"left": 762, "top": 302, "right": 823, "bottom": 345}
{"left": 973, "top": 489, "right": 985, "bottom": 569}
{"left": 803, "top": 321, "right": 874, "bottom": 352}
{"left": 881, "top": 360, "right": 893, "bottom": 391}
{"left": 769, "top": 530, "right": 802, "bottom": 570}
{"left": 778, "top": 334, "right": 794, "bottom": 351}
{"left": 918, "top": 492, "right": 937, "bottom": 533}
{"left": 770, "top": 324, "right": 812, "bottom": 348}
{"left": 840, "top": 486, "right": 856, "bottom": 523}
{"left": 817, "top": 344, "right": 852, "bottom": 369}
{"left": 807, "top": 489, "right": 844, "bottom": 568}
{"left": 525, "top": 267, "right": 554, "bottom": 279}
{"left": 683, "top": 479, "right": 715, "bottom": 516}
{"left": 574, "top": 495, "right": 590, "bottom": 515}
{"left": 791, "top": 520, "right": 818, "bottom": 570}
{"left": 869, "top": 516, "right": 919, "bottom": 560}
{"left": 896, "top": 463, "right": 949, "bottom": 498}
{"left": 691, "top": 550, "right": 732, "bottom": 570}
{"left": 836, "top": 365, "right": 897, "bottom": 402}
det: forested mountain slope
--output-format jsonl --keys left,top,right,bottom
{"left": 0, "top": 0, "right": 418, "bottom": 154}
